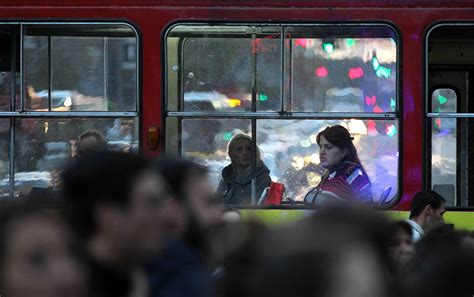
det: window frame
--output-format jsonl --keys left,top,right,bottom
{"left": 165, "top": 22, "right": 402, "bottom": 208}
{"left": 0, "top": 21, "right": 140, "bottom": 197}
{"left": 424, "top": 22, "right": 474, "bottom": 208}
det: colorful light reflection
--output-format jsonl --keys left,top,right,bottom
{"left": 438, "top": 94, "right": 448, "bottom": 105}
{"left": 315, "top": 66, "right": 329, "bottom": 77}
{"left": 348, "top": 67, "right": 364, "bottom": 80}
{"left": 323, "top": 43, "right": 334, "bottom": 53}
{"left": 386, "top": 124, "right": 397, "bottom": 137}
{"left": 365, "top": 95, "right": 376, "bottom": 106}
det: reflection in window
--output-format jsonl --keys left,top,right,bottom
{"left": 0, "top": 23, "right": 139, "bottom": 197}
{"left": 9, "top": 118, "right": 138, "bottom": 196}
{"left": 181, "top": 119, "right": 251, "bottom": 189}
{"left": 179, "top": 118, "right": 398, "bottom": 203}
{"left": 24, "top": 29, "right": 137, "bottom": 112}
{"left": 166, "top": 24, "right": 399, "bottom": 206}
{"left": 181, "top": 33, "right": 281, "bottom": 112}
{"left": 431, "top": 88, "right": 457, "bottom": 113}
{"left": 431, "top": 118, "right": 456, "bottom": 206}
{"left": 0, "top": 119, "right": 10, "bottom": 196}
{"left": 291, "top": 38, "right": 397, "bottom": 112}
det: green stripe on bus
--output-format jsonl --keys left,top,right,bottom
{"left": 240, "top": 209, "right": 474, "bottom": 231}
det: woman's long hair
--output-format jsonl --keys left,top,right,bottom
{"left": 316, "top": 125, "right": 361, "bottom": 165}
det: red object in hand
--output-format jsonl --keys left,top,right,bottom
{"left": 264, "top": 182, "right": 285, "bottom": 205}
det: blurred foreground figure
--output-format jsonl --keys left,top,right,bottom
{"left": 407, "top": 190, "right": 446, "bottom": 242}
{"left": 0, "top": 200, "right": 87, "bottom": 297}
{"left": 148, "top": 158, "right": 222, "bottom": 297}
{"left": 388, "top": 221, "right": 414, "bottom": 276}
{"left": 219, "top": 205, "right": 395, "bottom": 297}
{"left": 62, "top": 152, "right": 173, "bottom": 297}
{"left": 406, "top": 225, "right": 474, "bottom": 297}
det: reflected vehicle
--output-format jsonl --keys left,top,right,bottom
{"left": 184, "top": 91, "right": 251, "bottom": 112}
{"left": 0, "top": 172, "right": 52, "bottom": 197}
{"left": 26, "top": 86, "right": 73, "bottom": 111}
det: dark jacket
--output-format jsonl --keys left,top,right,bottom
{"left": 87, "top": 255, "right": 133, "bottom": 297}
{"left": 147, "top": 240, "right": 210, "bottom": 297}
{"left": 216, "top": 162, "right": 272, "bottom": 205}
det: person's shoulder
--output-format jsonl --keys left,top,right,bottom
{"left": 221, "top": 164, "right": 234, "bottom": 180}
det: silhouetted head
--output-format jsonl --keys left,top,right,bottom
{"left": 77, "top": 130, "right": 108, "bottom": 156}
{"left": 409, "top": 190, "right": 446, "bottom": 221}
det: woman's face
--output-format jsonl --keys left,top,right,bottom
{"left": 318, "top": 135, "right": 345, "bottom": 169}
{"left": 3, "top": 216, "right": 87, "bottom": 297}
{"left": 229, "top": 139, "right": 253, "bottom": 169}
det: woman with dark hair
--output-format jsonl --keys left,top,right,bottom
{"left": 304, "top": 125, "right": 372, "bottom": 205}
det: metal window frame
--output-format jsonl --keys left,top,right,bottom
{"left": 166, "top": 22, "right": 400, "bottom": 118}
{"left": 0, "top": 21, "right": 140, "bottom": 197}
{"left": 164, "top": 22, "right": 402, "bottom": 207}
{"left": 425, "top": 23, "right": 474, "bottom": 208}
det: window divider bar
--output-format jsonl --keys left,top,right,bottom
{"left": 20, "top": 24, "right": 24, "bottom": 112}
{"left": 251, "top": 33, "right": 257, "bottom": 113}
{"left": 10, "top": 32, "right": 17, "bottom": 111}
{"left": 280, "top": 27, "right": 285, "bottom": 113}
{"left": 48, "top": 35, "right": 52, "bottom": 112}
{"left": 167, "top": 111, "right": 398, "bottom": 119}
{"left": 9, "top": 118, "right": 15, "bottom": 198}
{"left": 0, "top": 111, "right": 138, "bottom": 118}
{"left": 427, "top": 113, "right": 474, "bottom": 118}
{"left": 251, "top": 117, "right": 257, "bottom": 205}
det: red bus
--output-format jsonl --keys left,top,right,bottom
{"left": 1, "top": 0, "right": 474, "bottom": 228}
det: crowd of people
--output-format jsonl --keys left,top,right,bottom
{"left": 3, "top": 126, "right": 474, "bottom": 297}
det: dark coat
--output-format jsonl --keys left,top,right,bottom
{"left": 147, "top": 240, "right": 210, "bottom": 297}
{"left": 216, "top": 163, "right": 272, "bottom": 205}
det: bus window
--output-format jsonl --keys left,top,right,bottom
{"left": 169, "top": 26, "right": 282, "bottom": 112}
{"left": 0, "top": 119, "right": 10, "bottom": 195}
{"left": 257, "top": 119, "right": 398, "bottom": 201}
{"left": 287, "top": 27, "right": 397, "bottom": 113}
{"left": 13, "top": 118, "right": 138, "bottom": 194}
{"left": 0, "top": 23, "right": 139, "bottom": 198}
{"left": 166, "top": 24, "right": 399, "bottom": 206}
{"left": 24, "top": 26, "right": 137, "bottom": 112}
{"left": 427, "top": 24, "right": 474, "bottom": 207}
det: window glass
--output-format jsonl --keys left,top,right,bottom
{"left": 257, "top": 119, "right": 398, "bottom": 202}
{"left": 166, "top": 24, "right": 399, "bottom": 206}
{"left": 0, "top": 27, "right": 19, "bottom": 111}
{"left": 0, "top": 24, "right": 139, "bottom": 198}
{"left": 290, "top": 34, "right": 397, "bottom": 112}
{"left": 430, "top": 117, "right": 474, "bottom": 207}
{"left": 431, "top": 88, "right": 457, "bottom": 113}
{"left": 23, "top": 27, "right": 137, "bottom": 112}
{"left": 0, "top": 119, "right": 10, "bottom": 197}
{"left": 13, "top": 118, "right": 138, "bottom": 196}
{"left": 171, "top": 25, "right": 282, "bottom": 112}
{"left": 180, "top": 118, "right": 251, "bottom": 188}
{"left": 24, "top": 36, "right": 49, "bottom": 111}
{"left": 176, "top": 118, "right": 398, "bottom": 204}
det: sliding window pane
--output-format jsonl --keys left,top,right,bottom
{"left": 14, "top": 117, "right": 138, "bottom": 196}
{"left": 0, "top": 119, "right": 10, "bottom": 197}
{"left": 289, "top": 27, "right": 397, "bottom": 113}
{"left": 0, "top": 27, "right": 19, "bottom": 111}
{"left": 24, "top": 36, "right": 49, "bottom": 111}
{"left": 257, "top": 119, "right": 399, "bottom": 202}
{"left": 180, "top": 119, "right": 256, "bottom": 204}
